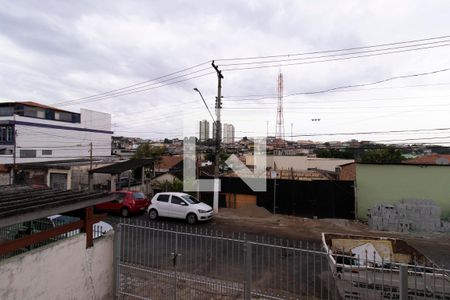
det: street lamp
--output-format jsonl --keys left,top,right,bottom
{"left": 193, "top": 88, "right": 215, "bottom": 124}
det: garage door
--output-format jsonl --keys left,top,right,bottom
{"left": 226, "top": 193, "right": 257, "bottom": 208}
{"left": 50, "top": 173, "right": 67, "bottom": 190}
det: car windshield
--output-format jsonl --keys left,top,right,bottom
{"left": 181, "top": 195, "right": 201, "bottom": 204}
{"left": 133, "top": 192, "right": 146, "bottom": 199}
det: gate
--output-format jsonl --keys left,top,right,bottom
{"left": 114, "top": 220, "right": 336, "bottom": 300}
{"left": 114, "top": 220, "right": 450, "bottom": 300}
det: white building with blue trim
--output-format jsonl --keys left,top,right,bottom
{"left": 0, "top": 101, "right": 112, "bottom": 164}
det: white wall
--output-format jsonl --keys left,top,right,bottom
{"left": 246, "top": 155, "right": 354, "bottom": 172}
{"left": 0, "top": 232, "right": 114, "bottom": 300}
{"left": 0, "top": 113, "right": 112, "bottom": 164}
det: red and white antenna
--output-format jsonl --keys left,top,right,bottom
{"left": 275, "top": 72, "right": 285, "bottom": 140}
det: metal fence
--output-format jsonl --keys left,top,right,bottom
{"left": 115, "top": 219, "right": 450, "bottom": 300}
{"left": 0, "top": 217, "right": 109, "bottom": 260}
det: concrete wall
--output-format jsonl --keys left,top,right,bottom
{"left": 246, "top": 155, "right": 354, "bottom": 172}
{"left": 356, "top": 164, "right": 450, "bottom": 220}
{"left": 0, "top": 232, "right": 114, "bottom": 300}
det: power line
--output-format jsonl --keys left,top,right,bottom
{"left": 221, "top": 42, "right": 450, "bottom": 72}
{"left": 222, "top": 67, "right": 450, "bottom": 103}
{"left": 56, "top": 71, "right": 215, "bottom": 107}
{"left": 54, "top": 61, "right": 211, "bottom": 105}
{"left": 214, "top": 34, "right": 450, "bottom": 62}
{"left": 218, "top": 38, "right": 450, "bottom": 68}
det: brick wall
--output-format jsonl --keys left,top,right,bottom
{"left": 338, "top": 163, "right": 356, "bottom": 181}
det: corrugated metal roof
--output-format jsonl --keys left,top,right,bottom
{"left": 0, "top": 185, "right": 115, "bottom": 228}
{"left": 90, "top": 158, "right": 154, "bottom": 174}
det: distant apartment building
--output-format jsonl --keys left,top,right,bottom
{"left": 223, "top": 123, "right": 235, "bottom": 144}
{"left": 0, "top": 101, "right": 112, "bottom": 164}
{"left": 199, "top": 120, "right": 209, "bottom": 141}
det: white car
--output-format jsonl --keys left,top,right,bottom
{"left": 147, "top": 192, "right": 214, "bottom": 224}
{"left": 48, "top": 215, "right": 113, "bottom": 239}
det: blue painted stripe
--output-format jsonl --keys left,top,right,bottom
{"left": 12, "top": 120, "right": 114, "bottom": 134}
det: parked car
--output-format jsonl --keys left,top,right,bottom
{"left": 12, "top": 215, "right": 112, "bottom": 242}
{"left": 48, "top": 215, "right": 113, "bottom": 239}
{"left": 147, "top": 192, "right": 214, "bottom": 224}
{"left": 95, "top": 191, "right": 150, "bottom": 217}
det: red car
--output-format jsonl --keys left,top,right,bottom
{"left": 95, "top": 191, "right": 150, "bottom": 217}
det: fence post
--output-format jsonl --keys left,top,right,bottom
{"left": 113, "top": 224, "right": 122, "bottom": 299}
{"left": 399, "top": 264, "right": 408, "bottom": 300}
{"left": 244, "top": 241, "right": 252, "bottom": 300}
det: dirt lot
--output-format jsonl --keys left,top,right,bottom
{"left": 213, "top": 206, "right": 450, "bottom": 267}
{"left": 109, "top": 204, "right": 450, "bottom": 267}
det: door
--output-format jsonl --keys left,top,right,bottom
{"left": 170, "top": 195, "right": 189, "bottom": 219}
{"left": 154, "top": 194, "right": 170, "bottom": 217}
{"left": 49, "top": 173, "right": 68, "bottom": 190}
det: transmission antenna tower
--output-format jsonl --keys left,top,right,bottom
{"left": 275, "top": 73, "right": 285, "bottom": 140}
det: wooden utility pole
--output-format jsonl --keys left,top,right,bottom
{"left": 211, "top": 60, "right": 223, "bottom": 213}
{"left": 88, "top": 142, "right": 93, "bottom": 191}
{"left": 11, "top": 128, "right": 17, "bottom": 185}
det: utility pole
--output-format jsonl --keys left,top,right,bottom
{"left": 88, "top": 142, "right": 93, "bottom": 191}
{"left": 12, "top": 128, "right": 17, "bottom": 185}
{"left": 211, "top": 60, "right": 223, "bottom": 214}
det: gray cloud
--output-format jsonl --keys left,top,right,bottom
{"left": 1, "top": 1, "right": 450, "bottom": 142}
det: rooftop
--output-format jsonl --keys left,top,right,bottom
{"left": 90, "top": 158, "right": 154, "bottom": 174}
{"left": 0, "top": 185, "right": 115, "bottom": 228}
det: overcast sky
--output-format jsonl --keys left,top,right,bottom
{"left": 1, "top": 1, "right": 450, "bottom": 144}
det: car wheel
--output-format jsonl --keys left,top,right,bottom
{"left": 186, "top": 213, "right": 197, "bottom": 225}
{"left": 148, "top": 209, "right": 158, "bottom": 221}
{"left": 121, "top": 207, "right": 129, "bottom": 218}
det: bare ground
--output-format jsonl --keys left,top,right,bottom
{"left": 214, "top": 206, "right": 450, "bottom": 267}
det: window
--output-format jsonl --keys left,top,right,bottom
{"left": 113, "top": 193, "right": 126, "bottom": 204}
{"left": 36, "top": 110, "right": 45, "bottom": 118}
{"left": 171, "top": 196, "right": 187, "bottom": 206}
{"left": 6, "top": 127, "right": 12, "bottom": 142}
{"left": 132, "top": 192, "right": 145, "bottom": 199}
{"left": 0, "top": 106, "right": 13, "bottom": 116}
{"left": 0, "top": 126, "right": 13, "bottom": 143}
{"left": 42, "top": 150, "right": 52, "bottom": 155}
{"left": 182, "top": 195, "right": 201, "bottom": 204}
{"left": 157, "top": 194, "right": 170, "bottom": 202}
{"left": 55, "top": 111, "right": 72, "bottom": 121}
{"left": 20, "top": 149, "right": 36, "bottom": 158}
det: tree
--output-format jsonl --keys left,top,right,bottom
{"left": 204, "top": 149, "right": 229, "bottom": 163}
{"left": 314, "top": 148, "right": 355, "bottom": 159}
{"left": 154, "top": 179, "right": 183, "bottom": 192}
{"left": 361, "top": 147, "right": 403, "bottom": 163}
{"left": 132, "top": 143, "right": 165, "bottom": 179}
{"left": 132, "top": 143, "right": 165, "bottom": 159}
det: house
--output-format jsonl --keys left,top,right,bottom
{"left": 154, "top": 155, "right": 183, "bottom": 173}
{"left": 10, "top": 158, "right": 116, "bottom": 190}
{"left": 403, "top": 154, "right": 450, "bottom": 165}
{"left": 0, "top": 101, "right": 112, "bottom": 164}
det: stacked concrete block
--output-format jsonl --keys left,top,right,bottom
{"left": 368, "top": 199, "right": 449, "bottom": 233}
{"left": 367, "top": 204, "right": 399, "bottom": 231}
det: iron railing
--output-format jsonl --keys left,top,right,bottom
{"left": 0, "top": 217, "right": 110, "bottom": 260}
{"left": 115, "top": 219, "right": 450, "bottom": 300}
